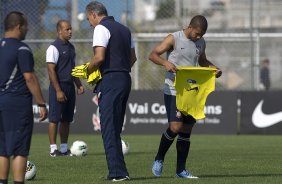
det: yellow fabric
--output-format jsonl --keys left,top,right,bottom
{"left": 174, "top": 67, "right": 216, "bottom": 120}
{"left": 87, "top": 69, "right": 102, "bottom": 85}
{"left": 71, "top": 62, "right": 102, "bottom": 85}
{"left": 71, "top": 62, "right": 90, "bottom": 79}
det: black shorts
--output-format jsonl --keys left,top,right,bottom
{"left": 0, "top": 98, "right": 33, "bottom": 156}
{"left": 164, "top": 94, "right": 196, "bottom": 125}
{"left": 48, "top": 83, "right": 75, "bottom": 123}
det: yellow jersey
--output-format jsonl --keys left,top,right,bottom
{"left": 174, "top": 67, "right": 216, "bottom": 120}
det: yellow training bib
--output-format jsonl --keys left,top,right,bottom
{"left": 174, "top": 67, "right": 216, "bottom": 120}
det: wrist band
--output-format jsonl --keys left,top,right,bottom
{"left": 38, "top": 104, "right": 46, "bottom": 108}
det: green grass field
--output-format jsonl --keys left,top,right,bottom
{"left": 23, "top": 134, "right": 282, "bottom": 184}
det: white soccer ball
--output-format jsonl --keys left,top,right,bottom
{"left": 77, "top": 12, "right": 85, "bottom": 21}
{"left": 70, "top": 140, "right": 88, "bottom": 156}
{"left": 25, "top": 160, "right": 37, "bottom": 180}
{"left": 121, "top": 139, "right": 130, "bottom": 155}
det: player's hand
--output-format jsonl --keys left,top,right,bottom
{"left": 77, "top": 85, "right": 85, "bottom": 95}
{"left": 163, "top": 61, "right": 177, "bottom": 73}
{"left": 215, "top": 68, "right": 222, "bottom": 78}
{"left": 209, "top": 65, "right": 222, "bottom": 78}
{"left": 38, "top": 106, "right": 48, "bottom": 121}
{"left": 56, "top": 91, "right": 67, "bottom": 102}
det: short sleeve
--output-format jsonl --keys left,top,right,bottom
{"left": 18, "top": 45, "right": 34, "bottom": 73}
{"left": 46, "top": 45, "right": 59, "bottom": 64}
{"left": 92, "top": 25, "right": 110, "bottom": 48}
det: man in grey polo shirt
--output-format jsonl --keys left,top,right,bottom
{"left": 149, "top": 15, "right": 222, "bottom": 179}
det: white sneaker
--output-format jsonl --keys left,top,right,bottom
{"left": 111, "top": 176, "right": 130, "bottom": 182}
{"left": 152, "top": 160, "right": 163, "bottom": 177}
{"left": 176, "top": 170, "right": 199, "bottom": 179}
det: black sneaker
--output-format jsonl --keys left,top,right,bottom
{"left": 59, "top": 149, "right": 71, "bottom": 156}
{"left": 111, "top": 176, "right": 130, "bottom": 182}
{"left": 50, "top": 149, "right": 60, "bottom": 157}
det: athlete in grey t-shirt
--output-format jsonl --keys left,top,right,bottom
{"left": 149, "top": 15, "right": 222, "bottom": 179}
{"left": 164, "top": 30, "right": 206, "bottom": 95}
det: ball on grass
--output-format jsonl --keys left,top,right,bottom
{"left": 25, "top": 161, "right": 37, "bottom": 180}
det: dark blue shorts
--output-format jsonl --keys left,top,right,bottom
{"left": 48, "top": 83, "right": 75, "bottom": 123}
{"left": 0, "top": 98, "right": 33, "bottom": 156}
{"left": 164, "top": 94, "right": 196, "bottom": 125}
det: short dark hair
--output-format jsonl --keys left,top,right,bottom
{"left": 86, "top": 1, "right": 108, "bottom": 16}
{"left": 4, "top": 11, "right": 26, "bottom": 31}
{"left": 189, "top": 15, "right": 208, "bottom": 33}
{"left": 56, "top": 20, "right": 70, "bottom": 32}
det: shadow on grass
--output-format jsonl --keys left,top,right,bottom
{"left": 86, "top": 151, "right": 156, "bottom": 156}
{"left": 100, "top": 176, "right": 173, "bottom": 183}
{"left": 130, "top": 176, "right": 173, "bottom": 181}
{"left": 200, "top": 173, "right": 282, "bottom": 178}
{"left": 86, "top": 152, "right": 105, "bottom": 156}
{"left": 125, "top": 151, "right": 156, "bottom": 155}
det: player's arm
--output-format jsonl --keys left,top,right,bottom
{"left": 198, "top": 44, "right": 222, "bottom": 78}
{"left": 46, "top": 45, "right": 66, "bottom": 102}
{"left": 18, "top": 45, "right": 47, "bottom": 121}
{"left": 47, "top": 63, "right": 66, "bottom": 102}
{"left": 23, "top": 72, "right": 48, "bottom": 121}
{"left": 74, "top": 77, "right": 84, "bottom": 95}
{"left": 87, "top": 46, "right": 106, "bottom": 74}
{"left": 130, "top": 48, "right": 137, "bottom": 67}
{"left": 87, "top": 25, "right": 108, "bottom": 74}
{"left": 148, "top": 34, "right": 177, "bottom": 72}
{"left": 130, "top": 36, "right": 137, "bottom": 67}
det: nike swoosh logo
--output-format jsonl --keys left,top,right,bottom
{"left": 187, "top": 87, "right": 198, "bottom": 92}
{"left": 252, "top": 100, "right": 282, "bottom": 128}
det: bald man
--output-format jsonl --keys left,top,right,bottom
{"left": 46, "top": 20, "right": 84, "bottom": 157}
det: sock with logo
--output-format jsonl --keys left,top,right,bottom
{"left": 155, "top": 128, "right": 177, "bottom": 161}
{"left": 176, "top": 133, "right": 191, "bottom": 173}
{"left": 50, "top": 144, "right": 57, "bottom": 153}
{"left": 60, "top": 143, "right": 68, "bottom": 153}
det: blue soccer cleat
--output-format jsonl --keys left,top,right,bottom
{"left": 176, "top": 170, "right": 199, "bottom": 179}
{"left": 152, "top": 160, "right": 163, "bottom": 177}
{"left": 60, "top": 149, "right": 72, "bottom": 156}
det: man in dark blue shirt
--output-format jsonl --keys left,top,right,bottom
{"left": 259, "top": 59, "right": 270, "bottom": 90}
{"left": 0, "top": 11, "right": 48, "bottom": 184}
{"left": 85, "top": 1, "right": 137, "bottom": 181}
{"left": 46, "top": 20, "right": 84, "bottom": 157}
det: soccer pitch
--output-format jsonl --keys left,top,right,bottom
{"left": 24, "top": 134, "right": 282, "bottom": 184}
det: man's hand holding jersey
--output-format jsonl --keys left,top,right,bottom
{"left": 72, "top": 63, "right": 102, "bottom": 85}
